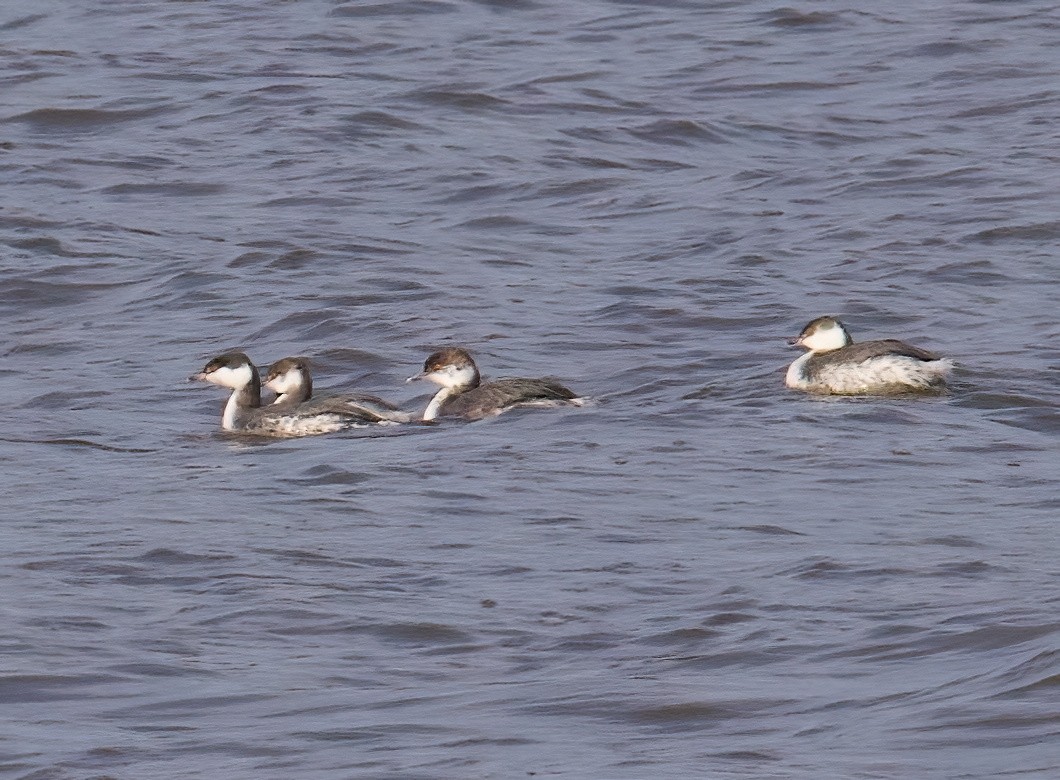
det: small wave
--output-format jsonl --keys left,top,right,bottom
{"left": 330, "top": 1, "right": 457, "bottom": 18}
{"left": 10, "top": 105, "right": 168, "bottom": 133}
{"left": 0, "top": 435, "right": 154, "bottom": 453}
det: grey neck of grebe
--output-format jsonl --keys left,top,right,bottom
{"left": 237, "top": 363, "right": 262, "bottom": 408}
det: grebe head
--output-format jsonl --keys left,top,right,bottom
{"left": 407, "top": 347, "right": 480, "bottom": 391}
{"left": 190, "top": 352, "right": 258, "bottom": 389}
{"left": 790, "top": 316, "right": 852, "bottom": 353}
{"left": 264, "top": 357, "right": 312, "bottom": 400}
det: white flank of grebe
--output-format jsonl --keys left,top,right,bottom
{"left": 786, "top": 316, "right": 953, "bottom": 395}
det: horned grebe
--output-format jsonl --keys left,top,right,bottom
{"left": 264, "top": 356, "right": 410, "bottom": 423}
{"left": 190, "top": 353, "right": 386, "bottom": 436}
{"left": 785, "top": 316, "right": 953, "bottom": 395}
{"left": 407, "top": 347, "right": 582, "bottom": 421}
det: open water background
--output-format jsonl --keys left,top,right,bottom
{"left": 0, "top": 1, "right": 1057, "bottom": 777}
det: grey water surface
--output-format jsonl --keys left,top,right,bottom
{"left": 0, "top": 1, "right": 1057, "bottom": 778}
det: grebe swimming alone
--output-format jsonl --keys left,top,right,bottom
{"left": 785, "top": 317, "right": 953, "bottom": 395}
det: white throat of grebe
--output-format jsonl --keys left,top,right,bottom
{"left": 407, "top": 355, "right": 480, "bottom": 421}
{"left": 265, "top": 366, "right": 303, "bottom": 400}
{"left": 796, "top": 318, "right": 851, "bottom": 353}
{"left": 202, "top": 362, "right": 254, "bottom": 390}
{"left": 414, "top": 363, "right": 478, "bottom": 390}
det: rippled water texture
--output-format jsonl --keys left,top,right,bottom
{"left": 1, "top": 1, "right": 1057, "bottom": 777}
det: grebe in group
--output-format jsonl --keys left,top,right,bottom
{"left": 264, "top": 356, "right": 410, "bottom": 423}
{"left": 785, "top": 316, "right": 953, "bottom": 395}
{"left": 407, "top": 347, "right": 582, "bottom": 421}
{"left": 190, "top": 353, "right": 393, "bottom": 436}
